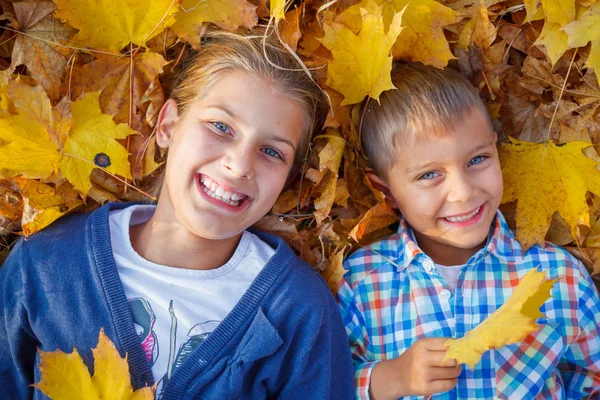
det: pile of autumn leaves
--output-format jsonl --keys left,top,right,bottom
{"left": 0, "top": 0, "right": 598, "bottom": 291}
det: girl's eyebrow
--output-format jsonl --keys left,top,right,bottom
{"left": 269, "top": 136, "right": 297, "bottom": 151}
{"left": 205, "top": 105, "right": 239, "bottom": 120}
{"left": 204, "top": 105, "right": 297, "bottom": 151}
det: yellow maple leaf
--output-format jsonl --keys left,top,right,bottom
{"left": 270, "top": 0, "right": 287, "bottom": 22}
{"left": 0, "top": 111, "right": 61, "bottom": 179}
{"left": 337, "top": 0, "right": 458, "bottom": 68}
{"left": 53, "top": 0, "right": 179, "bottom": 52}
{"left": 542, "top": 0, "right": 577, "bottom": 26}
{"left": 499, "top": 138, "right": 600, "bottom": 249}
{"left": 170, "top": 0, "right": 257, "bottom": 49}
{"left": 319, "top": 0, "right": 404, "bottom": 106}
{"left": 0, "top": 88, "right": 134, "bottom": 196}
{"left": 60, "top": 92, "right": 134, "bottom": 194}
{"left": 15, "top": 177, "right": 82, "bottom": 237}
{"left": 563, "top": 2, "right": 600, "bottom": 85}
{"left": 535, "top": 5, "right": 587, "bottom": 65}
{"left": 443, "top": 269, "right": 556, "bottom": 369}
{"left": 34, "top": 329, "right": 154, "bottom": 399}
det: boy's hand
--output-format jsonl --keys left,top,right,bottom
{"left": 369, "top": 338, "right": 462, "bottom": 400}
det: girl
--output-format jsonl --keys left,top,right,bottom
{"left": 0, "top": 31, "right": 354, "bottom": 399}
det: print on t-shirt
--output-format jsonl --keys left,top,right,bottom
{"left": 129, "top": 298, "right": 219, "bottom": 397}
{"left": 129, "top": 297, "right": 158, "bottom": 366}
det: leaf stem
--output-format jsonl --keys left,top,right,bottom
{"left": 547, "top": 49, "right": 578, "bottom": 141}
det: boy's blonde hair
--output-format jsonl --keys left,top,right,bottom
{"left": 152, "top": 29, "right": 327, "bottom": 196}
{"left": 359, "top": 63, "right": 492, "bottom": 179}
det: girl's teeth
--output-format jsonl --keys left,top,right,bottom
{"left": 199, "top": 175, "right": 246, "bottom": 207}
{"left": 445, "top": 206, "right": 480, "bottom": 223}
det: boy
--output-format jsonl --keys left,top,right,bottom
{"left": 337, "top": 63, "right": 600, "bottom": 399}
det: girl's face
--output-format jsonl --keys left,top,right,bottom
{"left": 155, "top": 71, "right": 305, "bottom": 240}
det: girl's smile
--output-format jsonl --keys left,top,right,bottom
{"left": 197, "top": 173, "right": 251, "bottom": 211}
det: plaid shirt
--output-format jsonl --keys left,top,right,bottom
{"left": 338, "top": 211, "right": 600, "bottom": 399}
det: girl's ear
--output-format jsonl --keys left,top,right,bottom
{"left": 156, "top": 99, "right": 179, "bottom": 149}
{"left": 366, "top": 172, "right": 399, "bottom": 209}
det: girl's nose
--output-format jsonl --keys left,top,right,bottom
{"left": 222, "top": 145, "right": 254, "bottom": 179}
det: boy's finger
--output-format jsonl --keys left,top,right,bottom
{"left": 422, "top": 337, "right": 452, "bottom": 351}
{"left": 427, "top": 378, "right": 459, "bottom": 394}
{"left": 440, "top": 357, "right": 458, "bottom": 367}
{"left": 429, "top": 365, "right": 462, "bottom": 381}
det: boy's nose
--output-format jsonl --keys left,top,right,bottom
{"left": 447, "top": 173, "right": 475, "bottom": 203}
{"left": 222, "top": 145, "right": 254, "bottom": 179}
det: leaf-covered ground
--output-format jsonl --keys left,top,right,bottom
{"left": 0, "top": 0, "right": 599, "bottom": 292}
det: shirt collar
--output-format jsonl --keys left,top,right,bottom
{"left": 394, "top": 210, "right": 520, "bottom": 271}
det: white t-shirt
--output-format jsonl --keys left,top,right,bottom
{"left": 435, "top": 263, "right": 463, "bottom": 289}
{"left": 109, "top": 205, "right": 274, "bottom": 397}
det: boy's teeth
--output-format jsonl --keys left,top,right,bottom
{"left": 445, "top": 206, "right": 480, "bottom": 223}
{"left": 215, "top": 186, "right": 224, "bottom": 197}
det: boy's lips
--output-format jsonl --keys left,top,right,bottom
{"left": 440, "top": 203, "right": 486, "bottom": 225}
{"left": 196, "top": 173, "right": 252, "bottom": 210}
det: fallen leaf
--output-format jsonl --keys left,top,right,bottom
{"left": 338, "top": 0, "right": 458, "bottom": 68}
{"left": 319, "top": 0, "right": 404, "bottom": 105}
{"left": 563, "top": 2, "right": 600, "bottom": 85}
{"left": 270, "top": 0, "right": 287, "bottom": 22}
{"left": 499, "top": 138, "right": 600, "bottom": 249}
{"left": 15, "top": 177, "right": 82, "bottom": 236}
{"left": 53, "top": 0, "right": 179, "bottom": 52}
{"left": 278, "top": 3, "right": 303, "bottom": 51}
{"left": 349, "top": 202, "right": 397, "bottom": 241}
{"left": 443, "top": 269, "right": 556, "bottom": 369}
{"left": 171, "top": 0, "right": 257, "bottom": 49}
{"left": 321, "top": 246, "right": 346, "bottom": 294}
{"left": 60, "top": 91, "right": 134, "bottom": 194}
{"left": 33, "top": 329, "right": 154, "bottom": 399}
{"left": 9, "top": 0, "right": 76, "bottom": 101}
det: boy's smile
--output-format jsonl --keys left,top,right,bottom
{"left": 371, "top": 108, "right": 503, "bottom": 265}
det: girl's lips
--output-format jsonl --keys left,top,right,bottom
{"left": 196, "top": 174, "right": 251, "bottom": 212}
{"left": 440, "top": 203, "right": 486, "bottom": 227}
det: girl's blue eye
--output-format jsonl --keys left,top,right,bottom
{"left": 213, "top": 122, "right": 230, "bottom": 133}
{"left": 263, "top": 147, "right": 282, "bottom": 159}
{"left": 469, "top": 155, "right": 487, "bottom": 166}
{"left": 418, "top": 171, "right": 438, "bottom": 180}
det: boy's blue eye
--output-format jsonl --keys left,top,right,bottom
{"left": 418, "top": 171, "right": 438, "bottom": 180}
{"left": 213, "top": 122, "right": 230, "bottom": 133}
{"left": 469, "top": 155, "right": 487, "bottom": 166}
{"left": 263, "top": 147, "right": 282, "bottom": 159}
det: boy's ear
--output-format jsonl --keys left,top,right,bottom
{"left": 365, "top": 172, "right": 399, "bottom": 209}
{"left": 156, "top": 99, "right": 179, "bottom": 149}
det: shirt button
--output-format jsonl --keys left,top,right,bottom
{"left": 440, "top": 289, "right": 451, "bottom": 300}
{"left": 423, "top": 260, "right": 434, "bottom": 272}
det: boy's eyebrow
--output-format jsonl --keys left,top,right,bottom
{"left": 405, "top": 140, "right": 496, "bottom": 174}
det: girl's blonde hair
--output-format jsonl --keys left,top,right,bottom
{"left": 151, "top": 29, "right": 327, "bottom": 197}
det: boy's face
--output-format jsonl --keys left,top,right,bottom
{"left": 372, "top": 108, "right": 503, "bottom": 264}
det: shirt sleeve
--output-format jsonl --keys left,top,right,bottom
{"left": 337, "top": 274, "right": 380, "bottom": 400}
{"left": 0, "top": 240, "right": 38, "bottom": 399}
{"left": 559, "top": 260, "right": 600, "bottom": 398}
